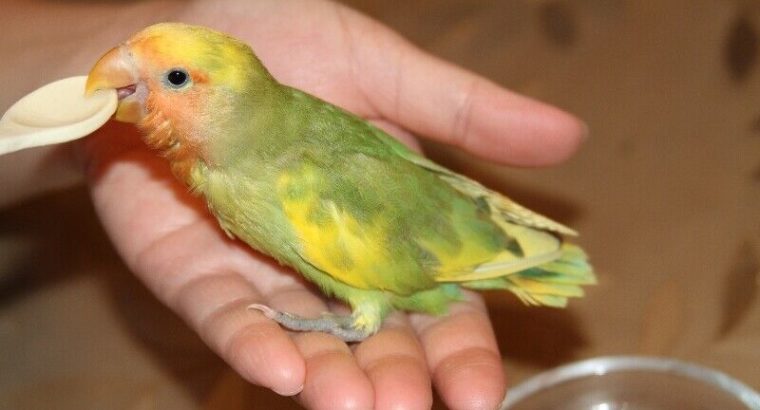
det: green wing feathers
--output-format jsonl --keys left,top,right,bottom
{"left": 368, "top": 124, "right": 595, "bottom": 308}
{"left": 434, "top": 173, "right": 594, "bottom": 307}
{"left": 433, "top": 188, "right": 595, "bottom": 307}
{"left": 441, "top": 174, "right": 578, "bottom": 236}
{"left": 436, "top": 177, "right": 595, "bottom": 307}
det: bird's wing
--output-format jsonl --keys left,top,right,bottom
{"left": 371, "top": 130, "right": 578, "bottom": 236}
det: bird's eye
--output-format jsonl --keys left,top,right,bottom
{"left": 165, "top": 69, "right": 190, "bottom": 88}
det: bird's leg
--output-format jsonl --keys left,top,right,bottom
{"left": 248, "top": 304, "right": 372, "bottom": 342}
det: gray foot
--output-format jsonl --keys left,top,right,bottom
{"left": 248, "top": 304, "right": 371, "bottom": 342}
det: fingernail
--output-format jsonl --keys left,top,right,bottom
{"left": 273, "top": 383, "right": 303, "bottom": 396}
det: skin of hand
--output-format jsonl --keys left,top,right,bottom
{"left": 4, "top": 0, "right": 586, "bottom": 409}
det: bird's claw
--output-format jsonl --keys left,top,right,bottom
{"left": 247, "top": 303, "right": 370, "bottom": 342}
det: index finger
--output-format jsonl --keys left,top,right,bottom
{"left": 346, "top": 15, "right": 587, "bottom": 166}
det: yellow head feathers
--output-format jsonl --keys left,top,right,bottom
{"left": 125, "top": 22, "right": 269, "bottom": 91}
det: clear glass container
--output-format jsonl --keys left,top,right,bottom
{"left": 502, "top": 356, "right": 760, "bottom": 410}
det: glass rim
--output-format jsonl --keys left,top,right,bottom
{"left": 501, "top": 355, "right": 760, "bottom": 409}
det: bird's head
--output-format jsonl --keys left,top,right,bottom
{"left": 85, "top": 23, "right": 272, "bottom": 176}
{"left": 86, "top": 22, "right": 264, "bottom": 122}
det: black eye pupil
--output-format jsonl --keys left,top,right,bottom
{"left": 167, "top": 70, "right": 188, "bottom": 86}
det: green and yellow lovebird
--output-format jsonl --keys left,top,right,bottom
{"left": 86, "top": 23, "right": 595, "bottom": 341}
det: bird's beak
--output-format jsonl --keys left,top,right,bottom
{"left": 85, "top": 46, "right": 141, "bottom": 123}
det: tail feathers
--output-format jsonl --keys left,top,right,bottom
{"left": 462, "top": 244, "right": 595, "bottom": 308}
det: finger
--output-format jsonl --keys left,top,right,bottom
{"left": 410, "top": 292, "right": 506, "bottom": 410}
{"left": 353, "top": 313, "right": 433, "bottom": 410}
{"left": 346, "top": 14, "right": 587, "bottom": 166}
{"left": 295, "top": 332, "right": 375, "bottom": 410}
{"left": 369, "top": 118, "right": 422, "bottom": 152}
{"left": 261, "top": 285, "right": 376, "bottom": 410}
{"left": 174, "top": 272, "right": 306, "bottom": 396}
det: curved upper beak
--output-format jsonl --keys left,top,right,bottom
{"left": 85, "top": 46, "right": 142, "bottom": 123}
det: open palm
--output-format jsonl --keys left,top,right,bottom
{"left": 81, "top": 1, "right": 586, "bottom": 409}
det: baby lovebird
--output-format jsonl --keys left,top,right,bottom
{"left": 86, "top": 23, "right": 595, "bottom": 341}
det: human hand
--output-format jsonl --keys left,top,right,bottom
{"left": 82, "top": 0, "right": 586, "bottom": 409}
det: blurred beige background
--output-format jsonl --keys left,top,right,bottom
{"left": 2, "top": 0, "right": 759, "bottom": 408}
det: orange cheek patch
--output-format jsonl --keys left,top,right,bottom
{"left": 146, "top": 85, "right": 213, "bottom": 147}
{"left": 140, "top": 91, "right": 205, "bottom": 184}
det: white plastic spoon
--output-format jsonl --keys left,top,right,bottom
{"left": 0, "top": 76, "right": 117, "bottom": 155}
